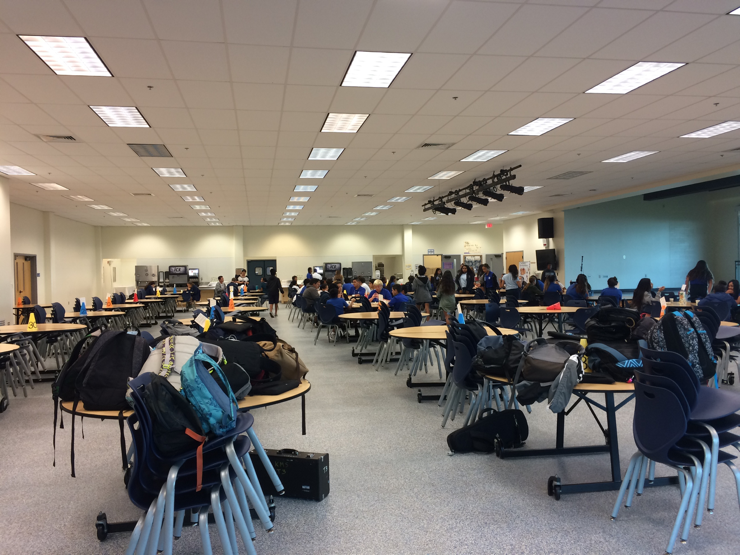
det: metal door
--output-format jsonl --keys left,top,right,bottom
{"left": 441, "top": 255, "right": 460, "bottom": 274}
{"left": 485, "top": 253, "right": 504, "bottom": 280}
{"left": 247, "top": 259, "right": 276, "bottom": 289}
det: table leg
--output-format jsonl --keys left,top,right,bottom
{"left": 301, "top": 394, "right": 306, "bottom": 436}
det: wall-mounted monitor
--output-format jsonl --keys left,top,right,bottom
{"left": 188, "top": 268, "right": 199, "bottom": 277}
{"left": 324, "top": 262, "right": 341, "bottom": 274}
{"left": 535, "top": 249, "right": 558, "bottom": 271}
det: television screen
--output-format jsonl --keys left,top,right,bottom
{"left": 313, "top": 266, "right": 324, "bottom": 275}
{"left": 535, "top": 249, "right": 557, "bottom": 271}
{"left": 324, "top": 262, "right": 341, "bottom": 273}
{"left": 188, "top": 268, "right": 199, "bottom": 277}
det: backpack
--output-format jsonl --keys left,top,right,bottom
{"left": 585, "top": 342, "right": 642, "bottom": 382}
{"left": 257, "top": 339, "right": 309, "bottom": 381}
{"left": 585, "top": 307, "right": 640, "bottom": 343}
{"left": 446, "top": 409, "right": 528, "bottom": 454}
{"left": 514, "top": 338, "right": 583, "bottom": 384}
{"left": 647, "top": 310, "right": 716, "bottom": 381}
{"left": 472, "top": 330, "right": 524, "bottom": 380}
{"left": 631, "top": 315, "right": 657, "bottom": 341}
{"left": 160, "top": 319, "right": 200, "bottom": 337}
{"left": 180, "top": 346, "right": 238, "bottom": 435}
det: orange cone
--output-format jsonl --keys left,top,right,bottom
{"left": 17, "top": 297, "right": 22, "bottom": 306}
{"left": 228, "top": 297, "right": 235, "bottom": 311}
{"left": 106, "top": 296, "right": 113, "bottom": 307}
{"left": 133, "top": 292, "right": 139, "bottom": 302}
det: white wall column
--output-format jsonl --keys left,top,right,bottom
{"left": 233, "top": 225, "right": 244, "bottom": 273}
{"left": 402, "top": 224, "right": 413, "bottom": 278}
{"left": 0, "top": 177, "right": 14, "bottom": 324}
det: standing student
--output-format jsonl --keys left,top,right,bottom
{"left": 479, "top": 264, "right": 498, "bottom": 294}
{"left": 238, "top": 269, "right": 249, "bottom": 285}
{"left": 404, "top": 275, "right": 415, "bottom": 295}
{"left": 388, "top": 284, "right": 411, "bottom": 311}
{"left": 600, "top": 277, "right": 623, "bottom": 305}
{"left": 565, "top": 274, "right": 591, "bottom": 302}
{"left": 456, "top": 264, "right": 475, "bottom": 294}
{"left": 685, "top": 260, "right": 714, "bottom": 302}
{"left": 368, "top": 279, "right": 392, "bottom": 302}
{"left": 437, "top": 271, "right": 457, "bottom": 324}
{"left": 311, "top": 268, "right": 322, "bottom": 280}
{"left": 306, "top": 267, "right": 313, "bottom": 280}
{"left": 500, "top": 265, "right": 522, "bottom": 299}
{"left": 412, "top": 265, "right": 433, "bottom": 321}
{"left": 265, "top": 268, "right": 284, "bottom": 318}
{"left": 432, "top": 268, "right": 443, "bottom": 292}
{"left": 541, "top": 263, "right": 557, "bottom": 285}
{"left": 632, "top": 278, "right": 665, "bottom": 314}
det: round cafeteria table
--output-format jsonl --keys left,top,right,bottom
{"left": 65, "top": 311, "right": 125, "bottom": 318}
{"left": 515, "top": 306, "right": 582, "bottom": 337}
{"left": 0, "top": 344, "right": 21, "bottom": 407}
{"left": 0, "top": 323, "right": 86, "bottom": 336}
{"left": 338, "top": 311, "right": 429, "bottom": 357}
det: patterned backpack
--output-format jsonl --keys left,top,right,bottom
{"left": 647, "top": 310, "right": 716, "bottom": 381}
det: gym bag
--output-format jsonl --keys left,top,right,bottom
{"left": 472, "top": 328, "right": 524, "bottom": 380}
{"left": 585, "top": 307, "right": 640, "bottom": 343}
{"left": 257, "top": 339, "right": 309, "bottom": 381}
{"left": 516, "top": 338, "right": 583, "bottom": 383}
{"left": 446, "top": 409, "right": 528, "bottom": 454}
{"left": 160, "top": 319, "right": 200, "bottom": 337}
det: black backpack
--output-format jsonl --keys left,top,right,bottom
{"left": 585, "top": 307, "right": 640, "bottom": 343}
{"left": 473, "top": 329, "right": 524, "bottom": 380}
{"left": 585, "top": 342, "right": 642, "bottom": 382}
{"left": 447, "top": 409, "right": 528, "bottom": 454}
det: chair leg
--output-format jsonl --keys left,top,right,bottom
{"left": 209, "top": 487, "right": 234, "bottom": 555}
{"left": 693, "top": 440, "right": 712, "bottom": 528}
{"left": 221, "top": 500, "right": 238, "bottom": 555}
{"left": 125, "top": 511, "right": 147, "bottom": 555}
{"left": 198, "top": 507, "right": 214, "bottom": 555}
{"left": 612, "top": 452, "right": 641, "bottom": 519}
{"left": 132, "top": 499, "right": 158, "bottom": 555}
{"left": 173, "top": 510, "right": 185, "bottom": 540}
{"left": 220, "top": 466, "right": 258, "bottom": 555}
{"left": 666, "top": 468, "right": 694, "bottom": 554}
{"left": 438, "top": 373, "right": 453, "bottom": 407}
{"left": 143, "top": 485, "right": 166, "bottom": 555}
{"left": 224, "top": 443, "right": 274, "bottom": 532}
{"left": 240, "top": 448, "right": 269, "bottom": 514}
{"left": 247, "top": 428, "right": 284, "bottom": 494}
{"left": 234, "top": 478, "right": 257, "bottom": 540}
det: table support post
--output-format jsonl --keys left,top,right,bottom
{"left": 301, "top": 394, "right": 306, "bottom": 436}
{"left": 605, "top": 392, "right": 621, "bottom": 482}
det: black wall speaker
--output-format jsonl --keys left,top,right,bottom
{"left": 537, "top": 217, "right": 554, "bottom": 239}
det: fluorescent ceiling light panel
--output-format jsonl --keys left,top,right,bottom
{"left": 0, "top": 165, "right": 34, "bottom": 175}
{"left": 198, "top": 212, "right": 215, "bottom": 217}
{"left": 281, "top": 217, "right": 295, "bottom": 221}
{"left": 90, "top": 106, "right": 148, "bottom": 128}
{"left": 19, "top": 35, "right": 111, "bottom": 76}
{"left": 321, "top": 113, "right": 369, "bottom": 133}
{"left": 294, "top": 185, "right": 318, "bottom": 192}
{"left": 190, "top": 204, "right": 210, "bottom": 210}
{"left": 279, "top": 223, "right": 292, "bottom": 226}
{"left": 134, "top": 223, "right": 150, "bottom": 226}
{"left": 88, "top": 204, "right": 112, "bottom": 209}
{"left": 342, "top": 51, "right": 411, "bottom": 88}
{"left": 510, "top": 211, "right": 531, "bottom": 215}
{"left": 410, "top": 222, "right": 421, "bottom": 225}
{"left": 428, "top": 171, "right": 463, "bottom": 180}
{"left": 308, "top": 148, "right": 344, "bottom": 160}
{"left": 345, "top": 222, "right": 357, "bottom": 225}
{"left": 122, "top": 218, "right": 139, "bottom": 222}
{"left": 31, "top": 182, "right": 67, "bottom": 190}
{"left": 602, "top": 151, "right": 658, "bottom": 163}
{"left": 284, "top": 212, "right": 299, "bottom": 216}
{"left": 423, "top": 217, "right": 436, "bottom": 221}
{"left": 204, "top": 218, "right": 219, "bottom": 222}
{"left": 66, "top": 195, "right": 93, "bottom": 202}
{"left": 388, "top": 197, "right": 410, "bottom": 202}
{"left": 523, "top": 186, "right": 542, "bottom": 193}
{"left": 680, "top": 121, "right": 740, "bottom": 139}
{"left": 509, "top": 118, "right": 573, "bottom": 136}
{"left": 290, "top": 196, "right": 310, "bottom": 202}
{"left": 209, "top": 223, "right": 222, "bottom": 226}
{"left": 354, "top": 217, "right": 366, "bottom": 221}
{"left": 374, "top": 205, "right": 393, "bottom": 210}
{"left": 169, "top": 184, "right": 196, "bottom": 191}
{"left": 181, "top": 196, "right": 204, "bottom": 202}
{"left": 586, "top": 62, "right": 685, "bottom": 94}
{"left": 730, "top": 8, "right": 740, "bottom": 15}
{"left": 363, "top": 212, "right": 378, "bottom": 216}
{"left": 460, "top": 150, "right": 507, "bottom": 162}
{"left": 405, "top": 185, "right": 433, "bottom": 193}
{"left": 299, "top": 169, "right": 328, "bottom": 178}
{"left": 153, "top": 167, "right": 186, "bottom": 177}
{"left": 108, "top": 212, "right": 127, "bottom": 217}
{"left": 286, "top": 205, "right": 304, "bottom": 210}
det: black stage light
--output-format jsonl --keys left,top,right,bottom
{"left": 500, "top": 183, "right": 524, "bottom": 196}
{"left": 483, "top": 189, "right": 505, "bottom": 202}
{"left": 469, "top": 195, "right": 489, "bottom": 206}
{"left": 433, "top": 205, "right": 456, "bottom": 215}
{"left": 453, "top": 200, "right": 473, "bottom": 211}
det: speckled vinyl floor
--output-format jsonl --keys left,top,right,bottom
{"left": 2, "top": 313, "right": 740, "bottom": 554}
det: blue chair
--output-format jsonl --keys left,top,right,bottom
{"left": 699, "top": 300, "right": 730, "bottom": 322}
{"left": 564, "top": 299, "right": 586, "bottom": 307}
{"left": 499, "top": 307, "right": 528, "bottom": 337}
{"left": 313, "top": 303, "right": 346, "bottom": 345}
{"left": 22, "top": 296, "right": 31, "bottom": 305}
{"left": 542, "top": 291, "right": 561, "bottom": 306}
{"left": 406, "top": 305, "right": 423, "bottom": 327}
{"left": 92, "top": 297, "right": 103, "bottom": 311}
{"left": 441, "top": 341, "right": 481, "bottom": 428}
{"left": 597, "top": 295, "right": 618, "bottom": 307}
{"left": 32, "top": 305, "right": 46, "bottom": 323}
{"left": 485, "top": 302, "right": 500, "bottom": 324}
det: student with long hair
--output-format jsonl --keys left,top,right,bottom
{"left": 543, "top": 275, "right": 562, "bottom": 294}
{"left": 455, "top": 264, "right": 475, "bottom": 293}
{"left": 566, "top": 273, "right": 591, "bottom": 302}
{"left": 432, "top": 268, "right": 443, "bottom": 291}
{"left": 685, "top": 260, "right": 714, "bottom": 301}
{"left": 632, "top": 277, "right": 665, "bottom": 314}
{"left": 728, "top": 279, "right": 740, "bottom": 302}
{"left": 500, "top": 264, "right": 522, "bottom": 299}
{"left": 437, "top": 270, "right": 457, "bottom": 324}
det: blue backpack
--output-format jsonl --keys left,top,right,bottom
{"left": 180, "top": 347, "right": 237, "bottom": 435}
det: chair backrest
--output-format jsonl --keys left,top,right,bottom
{"left": 452, "top": 341, "right": 474, "bottom": 388}
{"left": 562, "top": 295, "right": 573, "bottom": 304}
{"left": 664, "top": 292, "right": 678, "bottom": 302}
{"left": 565, "top": 299, "right": 587, "bottom": 307}
{"left": 444, "top": 331, "right": 456, "bottom": 376}
{"left": 597, "top": 295, "right": 618, "bottom": 307}
{"left": 51, "top": 302, "right": 66, "bottom": 323}
{"left": 33, "top": 305, "right": 47, "bottom": 324}
{"left": 406, "top": 305, "right": 423, "bottom": 326}
{"left": 22, "top": 296, "right": 31, "bottom": 305}
{"left": 633, "top": 369, "right": 690, "bottom": 416}
{"left": 377, "top": 309, "right": 389, "bottom": 340}
{"left": 74, "top": 298, "right": 81, "bottom": 312}
{"left": 571, "top": 307, "right": 598, "bottom": 333}
{"left": 505, "top": 293, "right": 519, "bottom": 307}
{"left": 378, "top": 303, "right": 390, "bottom": 317}
{"left": 698, "top": 303, "right": 727, "bottom": 324}
{"left": 457, "top": 333, "right": 477, "bottom": 357}
{"left": 695, "top": 310, "right": 719, "bottom": 343}
{"left": 485, "top": 302, "right": 500, "bottom": 324}
{"left": 648, "top": 303, "right": 662, "bottom": 318}
{"left": 640, "top": 354, "right": 698, "bottom": 411}
{"left": 474, "top": 288, "right": 486, "bottom": 299}
{"left": 138, "top": 289, "right": 146, "bottom": 299}
{"left": 542, "top": 291, "right": 561, "bottom": 306}
{"left": 92, "top": 297, "right": 103, "bottom": 311}
{"left": 359, "top": 296, "right": 373, "bottom": 312}
{"left": 499, "top": 307, "right": 520, "bottom": 329}
{"left": 315, "top": 302, "right": 338, "bottom": 324}
{"left": 633, "top": 381, "right": 688, "bottom": 465}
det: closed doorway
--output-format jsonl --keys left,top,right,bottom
{"left": 14, "top": 254, "right": 37, "bottom": 304}
{"left": 247, "top": 259, "right": 276, "bottom": 289}
{"left": 505, "top": 251, "right": 524, "bottom": 272}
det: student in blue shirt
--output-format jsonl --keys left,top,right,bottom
{"left": 388, "top": 284, "right": 411, "bottom": 311}
{"left": 342, "top": 278, "right": 355, "bottom": 297}
{"left": 479, "top": 264, "right": 498, "bottom": 293}
{"left": 600, "top": 276, "right": 622, "bottom": 304}
{"left": 368, "top": 279, "right": 392, "bottom": 302}
{"left": 326, "top": 286, "right": 349, "bottom": 315}
{"left": 306, "top": 267, "right": 313, "bottom": 280}
{"left": 565, "top": 274, "right": 591, "bottom": 301}
{"left": 543, "top": 275, "right": 562, "bottom": 294}
{"left": 145, "top": 281, "right": 157, "bottom": 297}
{"left": 699, "top": 281, "right": 736, "bottom": 318}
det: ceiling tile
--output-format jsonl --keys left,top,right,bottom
{"left": 329, "top": 88, "right": 385, "bottom": 113}
{"left": 93, "top": 38, "right": 173, "bottom": 79}
{"left": 279, "top": 112, "right": 326, "bottom": 132}
{"left": 434, "top": 117, "right": 490, "bottom": 136}
{"left": 142, "top": 0, "right": 225, "bottom": 42}
{"left": 283, "top": 86, "right": 335, "bottom": 112}
{"left": 663, "top": 0, "right": 740, "bottom": 14}
{"left": 293, "top": 0, "right": 374, "bottom": 49}
{"left": 236, "top": 111, "right": 281, "bottom": 131}
{"left": 2, "top": 74, "right": 81, "bottom": 104}
{"left": 398, "top": 115, "right": 452, "bottom": 135}
{"left": 222, "top": 0, "right": 297, "bottom": 46}
{"left": 232, "top": 83, "right": 284, "bottom": 111}
{"left": 0, "top": 103, "right": 61, "bottom": 126}
{"left": 0, "top": 34, "right": 51, "bottom": 74}
{"left": 649, "top": 16, "right": 740, "bottom": 62}
{"left": 638, "top": 64, "right": 734, "bottom": 96}
{"left": 228, "top": 45, "right": 290, "bottom": 84}
{"left": 460, "top": 92, "right": 530, "bottom": 117}
{"left": 417, "top": 91, "right": 483, "bottom": 116}
{"left": 189, "top": 109, "right": 237, "bottom": 130}
{"left": 64, "top": 0, "right": 156, "bottom": 39}
{"left": 60, "top": 77, "right": 134, "bottom": 105}
{"left": 539, "top": 59, "right": 638, "bottom": 94}
{"left": 502, "top": 92, "right": 577, "bottom": 117}
{"left": 141, "top": 107, "right": 194, "bottom": 129}
{"left": 491, "top": 57, "right": 580, "bottom": 92}
{"left": 357, "top": 0, "right": 448, "bottom": 52}
{"left": 441, "top": 55, "right": 524, "bottom": 92}
{"left": 358, "top": 114, "right": 412, "bottom": 134}
{"left": 0, "top": 0, "right": 84, "bottom": 35}
{"left": 392, "top": 53, "right": 469, "bottom": 90}
{"left": 287, "top": 48, "right": 353, "bottom": 86}
{"left": 197, "top": 129, "right": 239, "bottom": 146}
{"left": 154, "top": 128, "right": 202, "bottom": 145}
{"left": 374, "top": 89, "right": 436, "bottom": 115}
{"left": 178, "top": 81, "right": 234, "bottom": 109}
{"left": 161, "top": 41, "right": 230, "bottom": 81}
{"left": 119, "top": 78, "right": 185, "bottom": 108}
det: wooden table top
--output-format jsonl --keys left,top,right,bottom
{"left": 483, "top": 373, "right": 635, "bottom": 393}
{"left": 66, "top": 311, "right": 125, "bottom": 318}
{"left": 102, "top": 304, "right": 144, "bottom": 309}
{"left": 126, "top": 298, "right": 164, "bottom": 303}
{"left": 0, "top": 323, "right": 86, "bottom": 334}
{"left": 516, "top": 306, "right": 582, "bottom": 314}
{"left": 156, "top": 294, "right": 180, "bottom": 298}
{"left": 458, "top": 299, "right": 528, "bottom": 305}
{"left": 390, "top": 325, "right": 517, "bottom": 340}
{"left": 0, "top": 344, "right": 20, "bottom": 354}
{"left": 227, "top": 306, "right": 267, "bottom": 313}
{"left": 338, "top": 311, "right": 428, "bottom": 320}
{"left": 59, "top": 379, "right": 311, "bottom": 419}
{"left": 665, "top": 302, "right": 696, "bottom": 307}
{"left": 721, "top": 321, "right": 739, "bottom": 327}
{"left": 13, "top": 304, "right": 53, "bottom": 310}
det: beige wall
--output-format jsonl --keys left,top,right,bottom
{"left": 502, "top": 211, "right": 565, "bottom": 281}
{"left": 0, "top": 179, "right": 13, "bottom": 324}
{"left": 409, "top": 223, "right": 505, "bottom": 270}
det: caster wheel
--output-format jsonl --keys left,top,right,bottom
{"left": 547, "top": 476, "right": 561, "bottom": 499}
{"left": 417, "top": 392, "right": 423, "bottom": 403}
{"left": 123, "top": 466, "right": 131, "bottom": 488}
{"left": 95, "top": 512, "right": 108, "bottom": 541}
{"left": 0, "top": 397, "right": 8, "bottom": 413}
{"left": 494, "top": 439, "right": 502, "bottom": 458}
{"left": 406, "top": 377, "right": 412, "bottom": 388}
{"left": 553, "top": 484, "right": 561, "bottom": 500}
{"left": 729, "top": 373, "right": 735, "bottom": 386}
{"left": 357, "top": 358, "right": 363, "bottom": 365}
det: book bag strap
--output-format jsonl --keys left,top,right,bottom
{"left": 184, "top": 429, "right": 206, "bottom": 491}
{"left": 160, "top": 336, "right": 176, "bottom": 378}
{"left": 70, "top": 398, "right": 80, "bottom": 478}
{"left": 118, "top": 411, "right": 127, "bottom": 471}
{"left": 587, "top": 343, "right": 628, "bottom": 363}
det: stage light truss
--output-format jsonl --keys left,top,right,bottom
{"left": 422, "top": 165, "right": 521, "bottom": 214}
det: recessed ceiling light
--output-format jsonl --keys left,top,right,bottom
{"left": 388, "top": 196, "right": 410, "bottom": 202}
{"left": 405, "top": 185, "right": 433, "bottom": 193}
{"left": 128, "top": 144, "right": 171, "bottom": 157}
{"left": 153, "top": 167, "right": 186, "bottom": 177}
{"left": 410, "top": 222, "right": 421, "bottom": 225}
{"left": 290, "top": 196, "right": 310, "bottom": 202}
{"left": 509, "top": 118, "right": 573, "bottom": 136}
{"left": 190, "top": 204, "right": 210, "bottom": 210}
{"left": 181, "top": 195, "right": 204, "bottom": 202}
{"left": 198, "top": 212, "right": 215, "bottom": 216}
{"left": 0, "top": 165, "right": 34, "bottom": 175}
{"left": 209, "top": 222, "right": 222, "bottom": 226}
{"left": 122, "top": 218, "right": 139, "bottom": 222}
{"left": 345, "top": 222, "right": 357, "bottom": 225}
{"left": 354, "top": 217, "right": 366, "bottom": 221}
{"left": 299, "top": 169, "right": 328, "bottom": 178}
{"left": 469, "top": 221, "right": 482, "bottom": 224}
{"left": 363, "top": 212, "right": 378, "bottom": 216}
{"left": 108, "top": 212, "right": 127, "bottom": 217}
{"left": 428, "top": 171, "right": 463, "bottom": 180}
{"left": 308, "top": 148, "right": 344, "bottom": 160}
{"left": 294, "top": 185, "right": 318, "bottom": 192}
{"left": 510, "top": 211, "right": 531, "bottom": 216}
{"left": 169, "top": 184, "right": 196, "bottom": 192}
{"left": 523, "top": 186, "right": 542, "bottom": 193}
{"left": 423, "top": 217, "right": 436, "bottom": 221}
{"left": 19, "top": 35, "right": 111, "bottom": 76}
{"left": 286, "top": 205, "right": 304, "bottom": 210}
{"left": 460, "top": 150, "right": 507, "bottom": 162}
{"left": 90, "top": 106, "right": 148, "bottom": 128}
{"left": 31, "top": 182, "right": 67, "bottom": 191}
{"left": 66, "top": 195, "right": 93, "bottom": 202}
{"left": 279, "top": 222, "right": 292, "bottom": 226}
{"left": 730, "top": 7, "right": 740, "bottom": 15}
{"left": 680, "top": 121, "right": 740, "bottom": 139}
{"left": 602, "top": 151, "right": 658, "bottom": 163}
{"left": 204, "top": 218, "right": 219, "bottom": 222}
{"left": 321, "top": 113, "right": 369, "bottom": 133}
{"left": 281, "top": 217, "right": 295, "bottom": 221}
{"left": 586, "top": 62, "right": 685, "bottom": 94}
{"left": 342, "top": 51, "right": 411, "bottom": 88}
{"left": 284, "top": 212, "right": 299, "bottom": 216}
{"left": 88, "top": 204, "right": 112, "bottom": 210}
{"left": 374, "top": 205, "right": 393, "bottom": 210}
{"left": 134, "top": 223, "right": 150, "bottom": 226}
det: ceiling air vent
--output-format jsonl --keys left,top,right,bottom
{"left": 723, "top": 147, "right": 740, "bottom": 152}
{"left": 128, "top": 144, "right": 172, "bottom": 157}
{"left": 548, "top": 171, "right": 592, "bottom": 180}
{"left": 417, "top": 142, "right": 454, "bottom": 150}
{"left": 36, "top": 134, "right": 77, "bottom": 143}
{"left": 549, "top": 193, "right": 569, "bottom": 197}
{"left": 131, "top": 192, "right": 155, "bottom": 197}
{"left": 354, "top": 194, "right": 374, "bottom": 198}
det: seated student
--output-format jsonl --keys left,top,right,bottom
{"left": 565, "top": 273, "right": 591, "bottom": 302}
{"left": 368, "top": 279, "right": 392, "bottom": 302}
{"left": 185, "top": 281, "right": 201, "bottom": 307}
{"left": 350, "top": 277, "right": 365, "bottom": 298}
{"left": 326, "top": 286, "right": 349, "bottom": 315}
{"left": 536, "top": 276, "right": 545, "bottom": 290}
{"left": 357, "top": 276, "right": 372, "bottom": 297}
{"left": 543, "top": 275, "right": 562, "bottom": 294}
{"left": 522, "top": 275, "right": 543, "bottom": 299}
{"left": 319, "top": 281, "right": 331, "bottom": 303}
{"left": 388, "top": 284, "right": 411, "bottom": 311}
{"left": 728, "top": 279, "right": 740, "bottom": 303}
{"left": 632, "top": 277, "right": 665, "bottom": 314}
{"left": 601, "top": 276, "right": 623, "bottom": 304}
{"left": 699, "top": 281, "right": 736, "bottom": 317}
{"left": 144, "top": 281, "right": 157, "bottom": 297}
{"left": 342, "top": 277, "right": 356, "bottom": 297}
{"left": 387, "top": 275, "right": 397, "bottom": 291}
{"left": 302, "top": 279, "right": 320, "bottom": 307}
{"left": 226, "top": 276, "right": 240, "bottom": 298}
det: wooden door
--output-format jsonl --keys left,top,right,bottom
{"left": 505, "top": 251, "right": 524, "bottom": 272}
{"left": 14, "top": 255, "right": 33, "bottom": 303}
{"left": 423, "top": 255, "right": 442, "bottom": 272}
